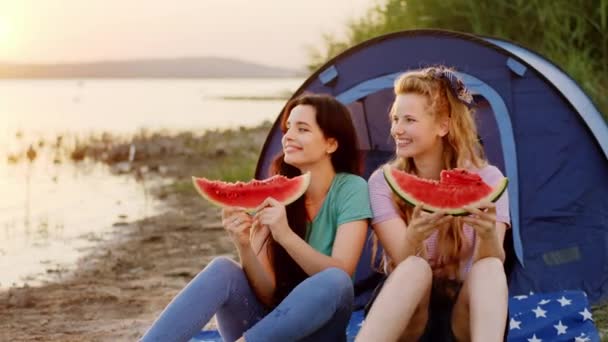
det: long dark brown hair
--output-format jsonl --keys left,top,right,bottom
{"left": 267, "top": 93, "right": 362, "bottom": 304}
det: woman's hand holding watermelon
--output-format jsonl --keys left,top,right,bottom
{"left": 462, "top": 202, "right": 497, "bottom": 240}
{"left": 405, "top": 204, "right": 453, "bottom": 247}
{"left": 254, "top": 197, "right": 292, "bottom": 244}
{"left": 221, "top": 207, "right": 254, "bottom": 247}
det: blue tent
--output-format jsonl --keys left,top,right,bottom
{"left": 255, "top": 29, "right": 608, "bottom": 305}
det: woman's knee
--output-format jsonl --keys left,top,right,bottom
{"left": 301, "top": 267, "right": 354, "bottom": 307}
{"left": 391, "top": 256, "right": 432, "bottom": 283}
{"left": 200, "top": 256, "right": 244, "bottom": 281}
{"left": 467, "top": 257, "right": 508, "bottom": 296}
{"left": 206, "top": 255, "right": 240, "bottom": 270}
{"left": 316, "top": 267, "right": 353, "bottom": 296}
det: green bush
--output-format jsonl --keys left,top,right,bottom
{"left": 309, "top": 0, "right": 607, "bottom": 119}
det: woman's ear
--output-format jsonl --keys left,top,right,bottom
{"left": 326, "top": 138, "right": 338, "bottom": 154}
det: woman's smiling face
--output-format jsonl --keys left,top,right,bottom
{"left": 390, "top": 93, "right": 446, "bottom": 159}
{"left": 282, "top": 104, "right": 335, "bottom": 168}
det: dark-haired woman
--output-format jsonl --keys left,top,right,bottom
{"left": 141, "top": 93, "right": 372, "bottom": 342}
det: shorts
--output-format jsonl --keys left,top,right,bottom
{"left": 364, "top": 276, "right": 463, "bottom": 342}
{"left": 419, "top": 279, "right": 462, "bottom": 341}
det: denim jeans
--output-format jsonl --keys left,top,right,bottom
{"left": 140, "top": 256, "right": 354, "bottom": 342}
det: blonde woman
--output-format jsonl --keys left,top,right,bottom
{"left": 357, "top": 66, "right": 510, "bottom": 342}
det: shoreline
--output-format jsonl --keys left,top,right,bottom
{"left": 0, "top": 193, "right": 233, "bottom": 341}
{"left": 0, "top": 124, "right": 270, "bottom": 341}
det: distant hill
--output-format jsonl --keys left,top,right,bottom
{"left": 0, "top": 57, "right": 305, "bottom": 78}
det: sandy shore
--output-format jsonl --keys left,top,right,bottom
{"left": 0, "top": 126, "right": 269, "bottom": 341}
{"left": 0, "top": 203, "right": 232, "bottom": 341}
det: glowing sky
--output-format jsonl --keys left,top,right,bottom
{"left": 0, "top": 0, "right": 373, "bottom": 68}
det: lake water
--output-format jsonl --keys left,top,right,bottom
{"left": 0, "top": 78, "right": 303, "bottom": 288}
{"left": 0, "top": 78, "right": 303, "bottom": 138}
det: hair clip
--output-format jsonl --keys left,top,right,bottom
{"left": 426, "top": 67, "right": 475, "bottom": 109}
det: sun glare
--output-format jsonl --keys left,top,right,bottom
{"left": 0, "top": 17, "right": 12, "bottom": 45}
{"left": 0, "top": 15, "right": 21, "bottom": 60}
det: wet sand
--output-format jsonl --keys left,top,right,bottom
{"left": 1, "top": 196, "right": 233, "bottom": 341}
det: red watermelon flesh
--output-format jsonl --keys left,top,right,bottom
{"left": 383, "top": 165, "right": 508, "bottom": 215}
{"left": 192, "top": 172, "right": 310, "bottom": 211}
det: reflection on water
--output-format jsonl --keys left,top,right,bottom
{"left": 0, "top": 146, "right": 159, "bottom": 288}
{"left": 0, "top": 78, "right": 301, "bottom": 288}
{"left": 0, "top": 78, "right": 302, "bottom": 135}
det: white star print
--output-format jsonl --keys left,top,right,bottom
{"left": 575, "top": 333, "right": 590, "bottom": 342}
{"left": 527, "top": 333, "right": 542, "bottom": 342}
{"left": 553, "top": 320, "right": 567, "bottom": 335}
{"left": 509, "top": 317, "right": 521, "bottom": 330}
{"left": 532, "top": 306, "right": 547, "bottom": 318}
{"left": 579, "top": 308, "right": 593, "bottom": 321}
{"left": 529, "top": 291, "right": 535, "bottom": 295}
{"left": 538, "top": 299, "right": 551, "bottom": 305}
{"left": 556, "top": 296, "right": 572, "bottom": 306}
{"left": 514, "top": 295, "right": 528, "bottom": 300}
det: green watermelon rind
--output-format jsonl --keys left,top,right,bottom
{"left": 382, "top": 164, "right": 509, "bottom": 216}
{"left": 191, "top": 172, "right": 311, "bottom": 212}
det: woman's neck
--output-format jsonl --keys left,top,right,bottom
{"left": 301, "top": 160, "right": 336, "bottom": 204}
{"left": 412, "top": 143, "right": 444, "bottom": 180}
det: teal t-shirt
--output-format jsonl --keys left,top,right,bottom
{"left": 304, "top": 173, "right": 373, "bottom": 256}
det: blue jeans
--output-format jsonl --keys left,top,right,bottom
{"left": 140, "top": 256, "right": 354, "bottom": 342}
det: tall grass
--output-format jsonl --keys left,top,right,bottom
{"left": 198, "top": 150, "right": 260, "bottom": 183}
{"left": 308, "top": 0, "right": 607, "bottom": 119}
{"left": 171, "top": 150, "right": 259, "bottom": 196}
{"left": 169, "top": 123, "right": 271, "bottom": 195}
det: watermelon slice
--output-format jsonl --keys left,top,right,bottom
{"left": 382, "top": 165, "right": 508, "bottom": 215}
{"left": 192, "top": 172, "right": 311, "bottom": 211}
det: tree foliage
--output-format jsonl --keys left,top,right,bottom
{"left": 308, "top": 0, "right": 607, "bottom": 118}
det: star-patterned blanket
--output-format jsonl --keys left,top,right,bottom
{"left": 507, "top": 290, "right": 599, "bottom": 342}
{"left": 190, "top": 290, "right": 600, "bottom": 342}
